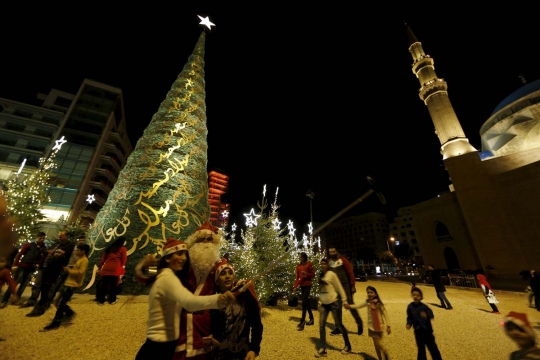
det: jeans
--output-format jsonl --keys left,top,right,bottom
{"left": 319, "top": 301, "right": 350, "bottom": 350}
{"left": 2, "top": 266, "right": 34, "bottom": 302}
{"left": 300, "top": 285, "right": 314, "bottom": 322}
{"left": 96, "top": 275, "right": 119, "bottom": 303}
{"left": 337, "top": 283, "right": 363, "bottom": 328}
{"left": 436, "top": 291, "right": 452, "bottom": 308}
{"left": 53, "top": 286, "right": 75, "bottom": 321}
{"left": 26, "top": 269, "right": 43, "bottom": 305}
{"left": 50, "top": 269, "right": 69, "bottom": 301}
{"left": 414, "top": 328, "right": 442, "bottom": 360}
{"left": 135, "top": 338, "right": 177, "bottom": 360}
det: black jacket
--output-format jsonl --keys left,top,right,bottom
{"left": 430, "top": 269, "right": 446, "bottom": 292}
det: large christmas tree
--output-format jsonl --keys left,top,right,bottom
{"left": 87, "top": 25, "right": 213, "bottom": 294}
{"left": 3, "top": 136, "right": 65, "bottom": 244}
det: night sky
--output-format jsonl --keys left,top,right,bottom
{"left": 3, "top": 5, "right": 539, "bottom": 235}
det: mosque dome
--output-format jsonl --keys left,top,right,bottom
{"left": 480, "top": 79, "right": 540, "bottom": 158}
{"left": 491, "top": 79, "right": 540, "bottom": 116}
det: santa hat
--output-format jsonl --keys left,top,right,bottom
{"left": 504, "top": 311, "right": 536, "bottom": 343}
{"left": 161, "top": 237, "right": 188, "bottom": 257}
{"left": 186, "top": 221, "right": 222, "bottom": 247}
{"left": 214, "top": 257, "right": 235, "bottom": 283}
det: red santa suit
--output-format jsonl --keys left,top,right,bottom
{"left": 173, "top": 264, "right": 217, "bottom": 360}
{"left": 173, "top": 221, "right": 222, "bottom": 360}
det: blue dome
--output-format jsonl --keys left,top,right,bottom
{"left": 491, "top": 79, "right": 540, "bottom": 116}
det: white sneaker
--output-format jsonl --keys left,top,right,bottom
{"left": 314, "top": 348, "right": 327, "bottom": 358}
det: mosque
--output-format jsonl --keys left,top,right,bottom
{"left": 406, "top": 26, "right": 540, "bottom": 279}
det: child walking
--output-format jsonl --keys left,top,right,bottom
{"left": 406, "top": 287, "right": 442, "bottom": 360}
{"left": 315, "top": 258, "right": 351, "bottom": 358}
{"left": 41, "top": 243, "right": 90, "bottom": 331}
{"left": 345, "top": 286, "right": 390, "bottom": 360}
{"left": 476, "top": 274, "right": 500, "bottom": 314}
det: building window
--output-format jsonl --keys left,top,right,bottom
{"left": 6, "top": 122, "right": 25, "bottom": 132}
{"left": 54, "top": 97, "right": 72, "bottom": 108}
{"left": 434, "top": 222, "right": 453, "bottom": 242}
{"left": 13, "top": 110, "right": 34, "bottom": 119}
{"left": 34, "top": 129, "right": 54, "bottom": 138}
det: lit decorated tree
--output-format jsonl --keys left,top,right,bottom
{"left": 223, "top": 186, "right": 325, "bottom": 303}
{"left": 86, "top": 19, "right": 215, "bottom": 294}
{"left": 3, "top": 136, "right": 66, "bottom": 244}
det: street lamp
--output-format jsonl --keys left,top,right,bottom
{"left": 306, "top": 189, "right": 315, "bottom": 225}
{"left": 387, "top": 236, "right": 395, "bottom": 252}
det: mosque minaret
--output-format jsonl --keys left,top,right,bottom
{"left": 407, "top": 25, "right": 477, "bottom": 159}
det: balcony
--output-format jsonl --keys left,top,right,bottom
{"left": 94, "top": 167, "right": 117, "bottom": 183}
{"left": 99, "top": 155, "right": 121, "bottom": 172}
{"left": 88, "top": 180, "right": 112, "bottom": 193}
{"left": 104, "top": 142, "right": 126, "bottom": 163}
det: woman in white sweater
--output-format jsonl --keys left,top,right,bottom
{"left": 135, "top": 238, "right": 235, "bottom": 360}
{"left": 315, "top": 258, "right": 351, "bottom": 358}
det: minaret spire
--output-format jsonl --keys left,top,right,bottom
{"left": 407, "top": 25, "right": 477, "bottom": 159}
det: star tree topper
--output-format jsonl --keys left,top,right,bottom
{"left": 308, "top": 222, "right": 313, "bottom": 235}
{"left": 198, "top": 15, "right": 215, "bottom": 30}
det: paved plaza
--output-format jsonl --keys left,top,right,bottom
{"left": 0, "top": 279, "right": 536, "bottom": 359}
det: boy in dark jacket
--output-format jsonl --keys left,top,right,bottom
{"left": 406, "top": 287, "right": 443, "bottom": 360}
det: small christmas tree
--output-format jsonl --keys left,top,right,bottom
{"left": 223, "top": 186, "right": 325, "bottom": 303}
{"left": 2, "top": 136, "right": 65, "bottom": 244}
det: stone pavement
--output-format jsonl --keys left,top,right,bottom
{"left": 1, "top": 280, "right": 538, "bottom": 360}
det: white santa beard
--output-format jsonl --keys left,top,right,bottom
{"left": 189, "top": 242, "right": 220, "bottom": 282}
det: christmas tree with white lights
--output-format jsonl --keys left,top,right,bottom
{"left": 2, "top": 136, "right": 66, "bottom": 244}
{"left": 224, "top": 186, "right": 325, "bottom": 303}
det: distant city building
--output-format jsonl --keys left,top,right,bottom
{"left": 322, "top": 212, "right": 389, "bottom": 265}
{"left": 406, "top": 26, "right": 540, "bottom": 278}
{"left": 0, "top": 79, "right": 133, "bottom": 233}
{"left": 208, "top": 169, "right": 229, "bottom": 228}
{"left": 388, "top": 206, "right": 422, "bottom": 264}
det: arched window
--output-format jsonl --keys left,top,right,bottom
{"left": 434, "top": 222, "right": 453, "bottom": 243}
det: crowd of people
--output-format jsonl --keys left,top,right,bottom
{"left": 1, "top": 208, "right": 539, "bottom": 359}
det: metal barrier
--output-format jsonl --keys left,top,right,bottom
{"left": 447, "top": 272, "right": 477, "bottom": 288}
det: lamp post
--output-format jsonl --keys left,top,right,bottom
{"left": 386, "top": 237, "right": 395, "bottom": 273}
{"left": 306, "top": 189, "right": 315, "bottom": 225}
{"left": 387, "top": 236, "right": 395, "bottom": 252}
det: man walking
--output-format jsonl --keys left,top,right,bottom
{"left": 427, "top": 264, "right": 453, "bottom": 310}
{"left": 0, "top": 232, "right": 47, "bottom": 308}
{"left": 23, "top": 231, "right": 74, "bottom": 316}
{"left": 328, "top": 246, "right": 364, "bottom": 335}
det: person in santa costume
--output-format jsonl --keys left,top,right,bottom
{"left": 172, "top": 222, "right": 225, "bottom": 360}
{"left": 136, "top": 222, "right": 228, "bottom": 360}
{"left": 135, "top": 237, "right": 234, "bottom": 360}
{"left": 503, "top": 311, "right": 540, "bottom": 359}
{"left": 205, "top": 258, "right": 263, "bottom": 360}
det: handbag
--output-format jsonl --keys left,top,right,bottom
{"left": 287, "top": 293, "right": 299, "bottom": 307}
